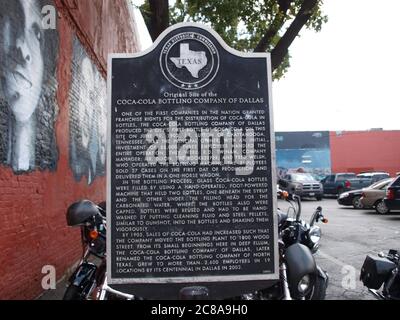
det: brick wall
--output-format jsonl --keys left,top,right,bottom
{"left": 0, "top": 0, "right": 139, "bottom": 299}
{"left": 330, "top": 131, "right": 400, "bottom": 176}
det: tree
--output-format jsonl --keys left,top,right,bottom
{"left": 140, "top": 0, "right": 327, "bottom": 79}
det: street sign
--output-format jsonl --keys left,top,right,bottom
{"left": 107, "top": 23, "right": 278, "bottom": 299}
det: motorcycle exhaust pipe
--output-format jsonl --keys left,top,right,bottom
{"left": 98, "top": 277, "right": 136, "bottom": 300}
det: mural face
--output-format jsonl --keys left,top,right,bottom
{"left": 69, "top": 37, "right": 107, "bottom": 185}
{"left": 0, "top": 0, "right": 59, "bottom": 173}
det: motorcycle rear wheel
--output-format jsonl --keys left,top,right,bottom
{"left": 62, "top": 285, "right": 85, "bottom": 300}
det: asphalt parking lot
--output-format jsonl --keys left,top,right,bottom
{"left": 278, "top": 197, "right": 400, "bottom": 300}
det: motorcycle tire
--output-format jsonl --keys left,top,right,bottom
{"left": 306, "top": 274, "right": 328, "bottom": 300}
{"left": 62, "top": 285, "right": 85, "bottom": 300}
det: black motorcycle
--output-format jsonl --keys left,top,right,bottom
{"left": 64, "top": 196, "right": 329, "bottom": 300}
{"left": 63, "top": 200, "right": 108, "bottom": 300}
{"left": 63, "top": 200, "right": 139, "bottom": 300}
{"left": 248, "top": 191, "right": 329, "bottom": 300}
{"left": 360, "top": 249, "right": 400, "bottom": 300}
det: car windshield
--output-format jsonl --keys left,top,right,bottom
{"left": 391, "top": 176, "right": 400, "bottom": 187}
{"left": 291, "top": 173, "right": 316, "bottom": 182}
{"left": 355, "top": 175, "right": 375, "bottom": 182}
{"left": 356, "top": 174, "right": 372, "bottom": 178}
{"left": 357, "top": 172, "right": 388, "bottom": 177}
{"left": 336, "top": 174, "right": 356, "bottom": 181}
{"left": 369, "top": 178, "right": 393, "bottom": 189}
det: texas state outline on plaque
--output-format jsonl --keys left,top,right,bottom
{"left": 170, "top": 43, "right": 207, "bottom": 78}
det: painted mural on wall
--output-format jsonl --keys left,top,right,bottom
{"left": 0, "top": 0, "right": 59, "bottom": 173}
{"left": 275, "top": 131, "right": 331, "bottom": 181}
{"left": 69, "top": 37, "right": 107, "bottom": 185}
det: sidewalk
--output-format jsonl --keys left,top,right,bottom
{"left": 37, "top": 277, "right": 69, "bottom": 300}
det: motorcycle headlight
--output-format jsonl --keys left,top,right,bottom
{"left": 309, "top": 226, "right": 321, "bottom": 245}
{"left": 298, "top": 274, "right": 311, "bottom": 294}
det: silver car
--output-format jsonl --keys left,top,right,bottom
{"left": 360, "top": 178, "right": 394, "bottom": 213}
{"left": 279, "top": 173, "right": 323, "bottom": 200}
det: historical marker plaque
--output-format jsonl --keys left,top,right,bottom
{"left": 107, "top": 23, "right": 278, "bottom": 298}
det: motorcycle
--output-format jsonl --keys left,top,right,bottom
{"left": 63, "top": 200, "right": 139, "bottom": 300}
{"left": 360, "top": 249, "right": 400, "bottom": 300}
{"left": 63, "top": 200, "right": 108, "bottom": 300}
{"left": 63, "top": 195, "right": 329, "bottom": 300}
{"left": 247, "top": 191, "right": 329, "bottom": 300}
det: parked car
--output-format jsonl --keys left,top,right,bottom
{"left": 322, "top": 172, "right": 390, "bottom": 197}
{"left": 359, "top": 178, "right": 394, "bottom": 213}
{"left": 383, "top": 175, "right": 400, "bottom": 214}
{"left": 337, "top": 189, "right": 364, "bottom": 209}
{"left": 321, "top": 173, "right": 357, "bottom": 196}
{"left": 278, "top": 173, "right": 323, "bottom": 200}
{"left": 311, "top": 173, "right": 328, "bottom": 182}
{"left": 346, "top": 172, "right": 390, "bottom": 191}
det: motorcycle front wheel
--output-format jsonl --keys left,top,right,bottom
{"left": 307, "top": 273, "right": 328, "bottom": 300}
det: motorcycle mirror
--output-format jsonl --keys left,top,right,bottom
{"left": 278, "top": 179, "right": 288, "bottom": 188}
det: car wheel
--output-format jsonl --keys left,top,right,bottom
{"left": 352, "top": 196, "right": 363, "bottom": 209}
{"left": 375, "top": 200, "right": 390, "bottom": 215}
{"left": 316, "top": 195, "right": 322, "bottom": 201}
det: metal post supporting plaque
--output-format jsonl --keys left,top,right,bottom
{"left": 107, "top": 23, "right": 278, "bottom": 299}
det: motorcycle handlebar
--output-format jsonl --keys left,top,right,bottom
{"left": 292, "top": 195, "right": 302, "bottom": 222}
{"left": 283, "top": 194, "right": 302, "bottom": 221}
{"left": 310, "top": 207, "right": 328, "bottom": 226}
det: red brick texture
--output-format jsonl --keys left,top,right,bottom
{"left": 0, "top": 0, "right": 138, "bottom": 299}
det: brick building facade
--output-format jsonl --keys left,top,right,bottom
{"left": 330, "top": 130, "right": 400, "bottom": 176}
{"left": 0, "top": 0, "right": 139, "bottom": 299}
